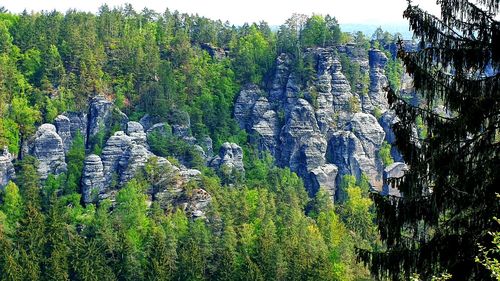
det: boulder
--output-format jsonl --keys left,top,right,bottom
{"left": 0, "top": 147, "right": 15, "bottom": 190}
{"left": 210, "top": 142, "right": 245, "bottom": 174}
{"left": 81, "top": 154, "right": 105, "bottom": 203}
{"left": 31, "top": 124, "right": 67, "bottom": 180}
{"left": 310, "top": 164, "right": 338, "bottom": 199}
{"left": 126, "top": 121, "right": 148, "bottom": 147}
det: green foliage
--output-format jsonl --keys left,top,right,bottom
{"left": 148, "top": 131, "right": 205, "bottom": 169}
{"left": 64, "top": 132, "right": 85, "bottom": 194}
{"left": 384, "top": 51, "right": 404, "bottom": 91}
{"left": 1, "top": 181, "right": 23, "bottom": 233}
{"left": 378, "top": 141, "right": 394, "bottom": 167}
{"left": 231, "top": 25, "right": 274, "bottom": 84}
{"left": 9, "top": 96, "right": 41, "bottom": 141}
{"left": 0, "top": 117, "right": 20, "bottom": 154}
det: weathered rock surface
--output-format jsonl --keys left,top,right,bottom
{"left": 81, "top": 154, "right": 105, "bottom": 203}
{"left": 363, "top": 49, "right": 389, "bottom": 113}
{"left": 54, "top": 115, "right": 72, "bottom": 153}
{"left": 88, "top": 96, "right": 128, "bottom": 145}
{"left": 0, "top": 147, "right": 15, "bottom": 190}
{"left": 310, "top": 164, "right": 338, "bottom": 199}
{"left": 101, "top": 131, "right": 133, "bottom": 187}
{"left": 146, "top": 123, "right": 172, "bottom": 138}
{"left": 31, "top": 124, "right": 67, "bottom": 180}
{"left": 118, "top": 143, "right": 152, "bottom": 185}
{"left": 210, "top": 142, "right": 245, "bottom": 174}
{"left": 126, "top": 121, "right": 148, "bottom": 147}
{"left": 65, "top": 111, "right": 88, "bottom": 141}
{"left": 234, "top": 46, "right": 393, "bottom": 198}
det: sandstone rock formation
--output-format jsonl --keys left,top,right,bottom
{"left": 54, "top": 115, "right": 72, "bottom": 153}
{"left": 0, "top": 147, "right": 15, "bottom": 190}
{"left": 234, "top": 46, "right": 393, "bottom": 198}
{"left": 30, "top": 124, "right": 67, "bottom": 180}
{"left": 210, "top": 142, "right": 245, "bottom": 174}
{"left": 88, "top": 96, "right": 128, "bottom": 147}
{"left": 81, "top": 154, "right": 105, "bottom": 203}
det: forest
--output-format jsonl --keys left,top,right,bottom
{"left": 0, "top": 0, "right": 499, "bottom": 280}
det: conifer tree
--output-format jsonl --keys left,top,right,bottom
{"left": 360, "top": 0, "right": 500, "bottom": 280}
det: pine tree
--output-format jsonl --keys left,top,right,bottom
{"left": 360, "top": 0, "right": 500, "bottom": 280}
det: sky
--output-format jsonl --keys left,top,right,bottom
{"left": 1, "top": 0, "right": 440, "bottom": 26}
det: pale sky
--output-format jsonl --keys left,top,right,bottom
{"left": 1, "top": 0, "right": 440, "bottom": 25}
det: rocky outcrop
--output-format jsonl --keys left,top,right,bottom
{"left": 87, "top": 96, "right": 128, "bottom": 146}
{"left": 101, "top": 131, "right": 133, "bottom": 187}
{"left": 200, "top": 43, "right": 227, "bottom": 60}
{"left": 146, "top": 123, "right": 172, "bottom": 138}
{"left": 210, "top": 142, "right": 245, "bottom": 174}
{"left": 81, "top": 154, "right": 105, "bottom": 203}
{"left": 65, "top": 111, "right": 88, "bottom": 141}
{"left": 30, "top": 124, "right": 67, "bottom": 180}
{"left": 126, "top": 121, "right": 148, "bottom": 147}
{"left": 382, "top": 162, "right": 407, "bottom": 196}
{"left": 234, "top": 46, "right": 392, "bottom": 199}
{"left": 0, "top": 147, "right": 15, "bottom": 190}
{"left": 118, "top": 143, "right": 152, "bottom": 185}
{"left": 363, "top": 49, "right": 389, "bottom": 113}
{"left": 310, "top": 164, "right": 338, "bottom": 199}
{"left": 54, "top": 115, "right": 72, "bottom": 153}
{"left": 234, "top": 85, "right": 262, "bottom": 130}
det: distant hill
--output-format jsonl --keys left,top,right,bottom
{"left": 340, "top": 23, "right": 414, "bottom": 39}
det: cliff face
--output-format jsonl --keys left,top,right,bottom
{"left": 235, "top": 46, "right": 402, "bottom": 200}
{"left": 10, "top": 96, "right": 214, "bottom": 218}
{"left": 0, "top": 46, "right": 409, "bottom": 204}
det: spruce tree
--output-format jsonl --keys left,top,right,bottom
{"left": 360, "top": 0, "right": 500, "bottom": 280}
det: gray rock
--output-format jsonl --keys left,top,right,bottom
{"left": 269, "top": 53, "right": 292, "bottom": 104}
{"left": 139, "top": 114, "right": 161, "bottom": 131}
{"left": 146, "top": 123, "right": 172, "bottom": 138}
{"left": 172, "top": 124, "right": 191, "bottom": 140}
{"left": 31, "top": 124, "right": 67, "bottom": 180}
{"left": 382, "top": 162, "right": 408, "bottom": 196}
{"left": 0, "top": 147, "right": 15, "bottom": 190}
{"left": 101, "top": 131, "right": 133, "bottom": 187}
{"left": 200, "top": 43, "right": 227, "bottom": 60}
{"left": 379, "top": 111, "right": 403, "bottom": 162}
{"left": 310, "top": 164, "right": 338, "bottom": 200}
{"left": 65, "top": 111, "right": 88, "bottom": 142}
{"left": 118, "top": 144, "right": 152, "bottom": 185}
{"left": 88, "top": 96, "right": 128, "bottom": 145}
{"left": 126, "top": 121, "right": 148, "bottom": 147}
{"left": 54, "top": 115, "right": 72, "bottom": 153}
{"left": 234, "top": 84, "right": 262, "bottom": 130}
{"left": 200, "top": 135, "right": 213, "bottom": 157}
{"left": 328, "top": 113, "right": 385, "bottom": 192}
{"left": 210, "top": 142, "right": 245, "bottom": 174}
{"left": 363, "top": 49, "right": 389, "bottom": 113}
{"left": 250, "top": 97, "right": 279, "bottom": 155}
{"left": 81, "top": 154, "right": 105, "bottom": 203}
